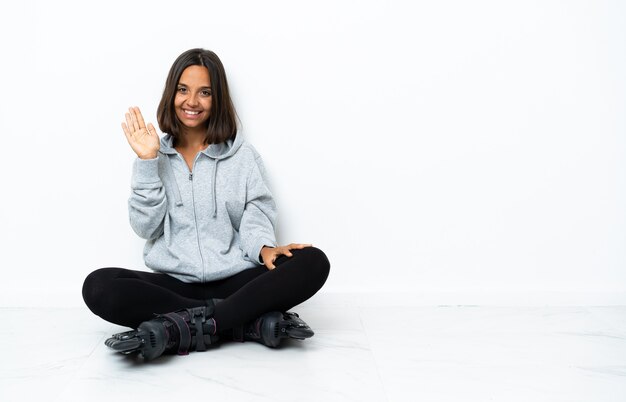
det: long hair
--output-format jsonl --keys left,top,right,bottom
{"left": 157, "top": 48, "right": 238, "bottom": 144}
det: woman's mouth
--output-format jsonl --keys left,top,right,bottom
{"left": 182, "top": 109, "right": 203, "bottom": 119}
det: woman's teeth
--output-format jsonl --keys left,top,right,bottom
{"left": 184, "top": 110, "right": 200, "bottom": 115}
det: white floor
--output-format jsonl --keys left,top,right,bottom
{"left": 1, "top": 297, "right": 625, "bottom": 402}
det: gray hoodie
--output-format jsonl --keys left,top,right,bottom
{"left": 128, "top": 132, "right": 277, "bottom": 283}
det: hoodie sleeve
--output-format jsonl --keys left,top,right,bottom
{"left": 128, "top": 157, "right": 167, "bottom": 240}
{"left": 240, "top": 155, "right": 278, "bottom": 265}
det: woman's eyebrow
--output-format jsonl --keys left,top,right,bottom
{"left": 177, "top": 82, "right": 211, "bottom": 89}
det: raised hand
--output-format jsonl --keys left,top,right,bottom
{"left": 122, "top": 106, "right": 160, "bottom": 159}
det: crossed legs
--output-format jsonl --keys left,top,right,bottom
{"left": 82, "top": 247, "right": 330, "bottom": 331}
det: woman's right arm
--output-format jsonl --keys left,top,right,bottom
{"left": 128, "top": 158, "right": 167, "bottom": 239}
{"left": 123, "top": 107, "right": 166, "bottom": 240}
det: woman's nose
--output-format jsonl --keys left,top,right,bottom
{"left": 186, "top": 94, "right": 199, "bottom": 107}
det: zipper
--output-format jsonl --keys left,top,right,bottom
{"left": 179, "top": 154, "right": 206, "bottom": 282}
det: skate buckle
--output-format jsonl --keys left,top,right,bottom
{"left": 190, "top": 307, "right": 206, "bottom": 323}
{"left": 188, "top": 307, "right": 208, "bottom": 352}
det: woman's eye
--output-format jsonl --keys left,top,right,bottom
{"left": 202, "top": 90, "right": 212, "bottom": 96}
{"left": 177, "top": 87, "right": 187, "bottom": 93}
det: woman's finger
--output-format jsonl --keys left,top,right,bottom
{"left": 279, "top": 246, "right": 293, "bottom": 257}
{"left": 125, "top": 112, "right": 134, "bottom": 134}
{"left": 135, "top": 107, "right": 146, "bottom": 129}
{"left": 129, "top": 107, "right": 140, "bottom": 132}
{"left": 122, "top": 122, "right": 131, "bottom": 139}
{"left": 289, "top": 243, "right": 312, "bottom": 249}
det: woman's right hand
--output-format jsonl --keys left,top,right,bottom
{"left": 122, "top": 106, "right": 160, "bottom": 159}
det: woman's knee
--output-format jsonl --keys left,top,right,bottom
{"left": 82, "top": 267, "right": 123, "bottom": 312}
{"left": 297, "top": 246, "right": 331, "bottom": 285}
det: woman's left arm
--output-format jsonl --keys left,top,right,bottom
{"left": 239, "top": 155, "right": 279, "bottom": 265}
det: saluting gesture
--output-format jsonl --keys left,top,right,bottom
{"left": 84, "top": 49, "right": 330, "bottom": 362}
{"left": 122, "top": 106, "right": 160, "bottom": 160}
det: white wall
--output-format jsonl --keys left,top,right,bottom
{"left": 0, "top": 0, "right": 624, "bottom": 306}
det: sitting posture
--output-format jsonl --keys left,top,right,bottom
{"left": 82, "top": 48, "right": 330, "bottom": 361}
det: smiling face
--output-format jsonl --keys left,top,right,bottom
{"left": 174, "top": 65, "right": 212, "bottom": 132}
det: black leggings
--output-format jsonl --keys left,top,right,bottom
{"left": 82, "top": 247, "right": 330, "bottom": 331}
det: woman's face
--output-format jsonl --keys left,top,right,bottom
{"left": 174, "top": 65, "right": 212, "bottom": 131}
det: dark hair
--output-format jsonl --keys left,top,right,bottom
{"left": 157, "top": 48, "right": 238, "bottom": 145}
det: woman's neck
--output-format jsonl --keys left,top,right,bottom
{"left": 175, "top": 128, "right": 209, "bottom": 150}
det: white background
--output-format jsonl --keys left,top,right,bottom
{"left": 0, "top": 0, "right": 624, "bottom": 306}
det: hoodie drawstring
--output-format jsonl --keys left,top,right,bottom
{"left": 164, "top": 155, "right": 184, "bottom": 206}
{"left": 211, "top": 159, "right": 218, "bottom": 218}
{"left": 165, "top": 152, "right": 218, "bottom": 215}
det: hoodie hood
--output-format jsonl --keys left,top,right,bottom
{"left": 158, "top": 132, "right": 244, "bottom": 160}
{"left": 158, "top": 133, "right": 244, "bottom": 215}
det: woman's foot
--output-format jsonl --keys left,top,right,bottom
{"left": 105, "top": 306, "right": 218, "bottom": 360}
{"left": 242, "top": 311, "right": 314, "bottom": 347}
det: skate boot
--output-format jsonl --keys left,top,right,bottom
{"left": 105, "top": 305, "right": 218, "bottom": 361}
{"left": 234, "top": 311, "right": 314, "bottom": 348}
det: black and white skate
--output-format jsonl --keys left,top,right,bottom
{"left": 245, "top": 311, "right": 314, "bottom": 348}
{"left": 104, "top": 320, "right": 169, "bottom": 360}
{"left": 104, "top": 330, "right": 142, "bottom": 354}
{"left": 104, "top": 306, "right": 217, "bottom": 361}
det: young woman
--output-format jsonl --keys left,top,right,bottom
{"left": 82, "top": 48, "right": 330, "bottom": 361}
